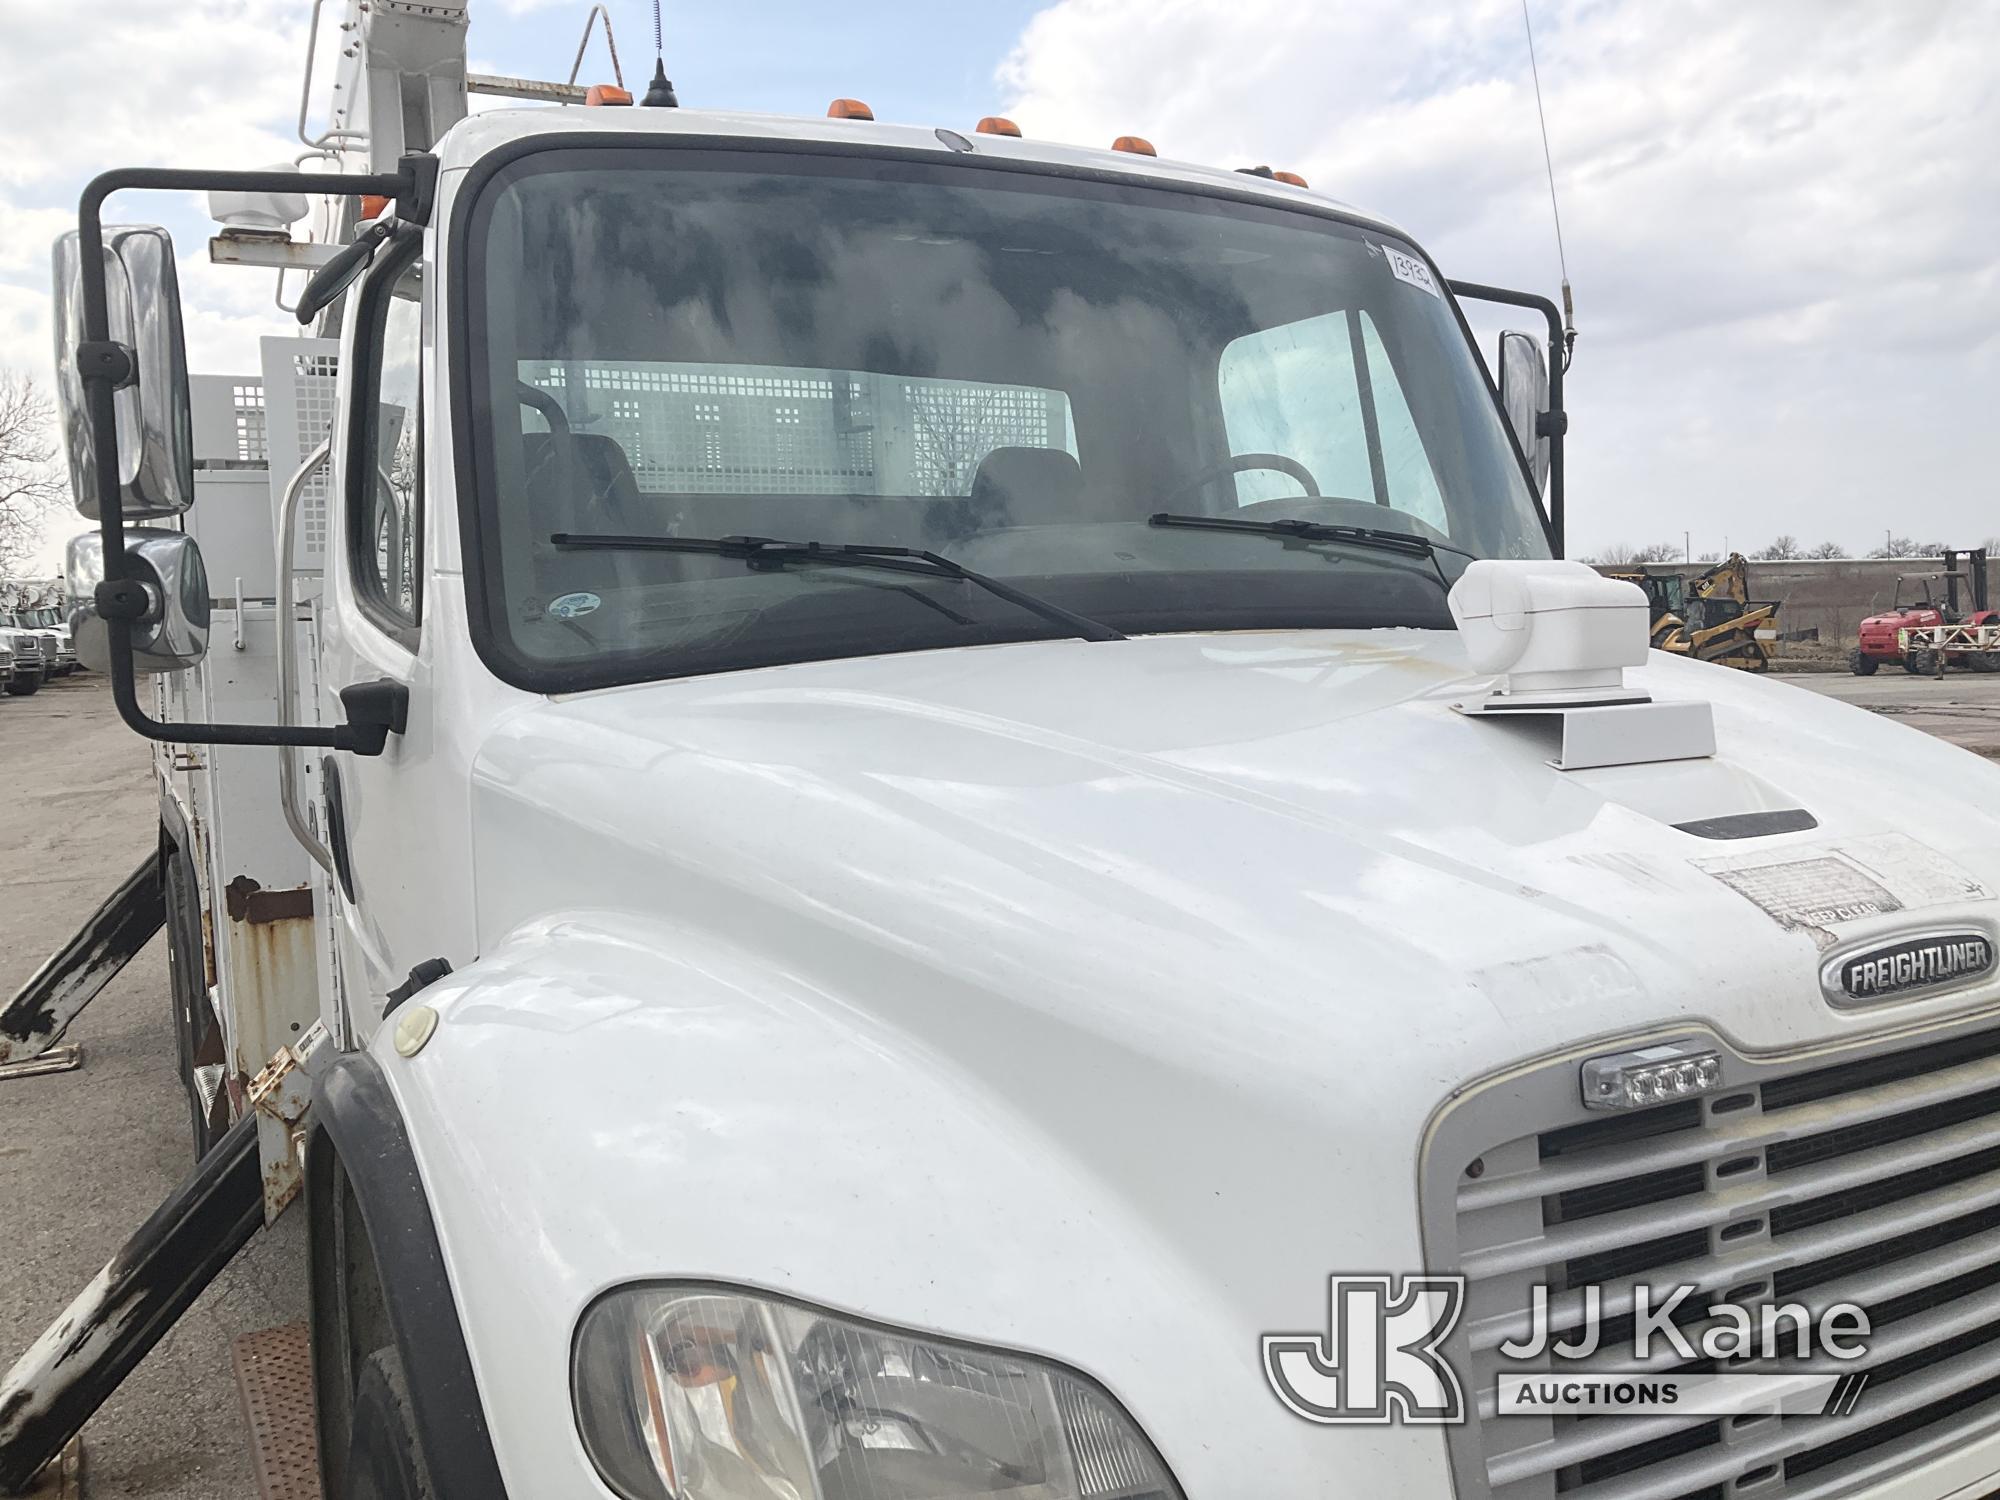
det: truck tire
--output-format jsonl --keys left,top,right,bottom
{"left": 344, "top": 1349, "right": 435, "bottom": 1500}
{"left": 1973, "top": 652, "right": 2000, "bottom": 673}
{"left": 4, "top": 674, "right": 38, "bottom": 695}
{"left": 1906, "top": 648, "right": 1938, "bottom": 676}
{"left": 1849, "top": 648, "right": 1878, "bottom": 676}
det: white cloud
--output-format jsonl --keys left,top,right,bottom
{"left": 998, "top": 0, "right": 2000, "bottom": 557}
{"left": 0, "top": 0, "right": 321, "bottom": 565}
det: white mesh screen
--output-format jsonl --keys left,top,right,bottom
{"left": 260, "top": 337, "right": 340, "bottom": 569}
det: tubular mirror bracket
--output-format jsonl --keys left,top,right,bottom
{"left": 1447, "top": 280, "right": 1568, "bottom": 559}
{"left": 75, "top": 154, "right": 436, "bottom": 758}
{"left": 76, "top": 341, "right": 137, "bottom": 388}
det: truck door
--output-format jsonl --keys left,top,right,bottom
{"left": 316, "top": 228, "right": 458, "bottom": 1033}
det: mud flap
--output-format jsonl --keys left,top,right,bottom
{"left": 0, "top": 855, "right": 164, "bottom": 1068}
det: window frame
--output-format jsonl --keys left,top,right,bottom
{"left": 344, "top": 227, "right": 426, "bottom": 650}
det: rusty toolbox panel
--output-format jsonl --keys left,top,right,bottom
{"left": 232, "top": 1324, "right": 322, "bottom": 1500}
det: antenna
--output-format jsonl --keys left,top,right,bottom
{"left": 1521, "top": 0, "right": 1575, "bottom": 369}
{"left": 642, "top": 0, "right": 679, "bottom": 107}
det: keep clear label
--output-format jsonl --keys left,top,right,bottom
{"left": 1695, "top": 833, "right": 1993, "bottom": 946}
{"left": 1380, "top": 243, "right": 1444, "bottom": 299}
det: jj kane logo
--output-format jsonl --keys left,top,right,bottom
{"left": 1266, "top": 1276, "right": 1873, "bottom": 1425}
{"left": 1830, "top": 931, "right": 1995, "bottom": 1006}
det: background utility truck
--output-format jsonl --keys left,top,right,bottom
{"left": 0, "top": 580, "right": 78, "bottom": 677}
{"left": 7, "top": 3, "right": 2000, "bottom": 1498}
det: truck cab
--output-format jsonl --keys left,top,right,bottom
{"left": 14, "top": 30, "right": 2000, "bottom": 1500}
{"left": 0, "top": 619, "right": 44, "bottom": 694}
{"left": 1, "top": 611, "right": 72, "bottom": 677}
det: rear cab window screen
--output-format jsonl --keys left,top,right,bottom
{"left": 517, "top": 361, "right": 1077, "bottom": 504}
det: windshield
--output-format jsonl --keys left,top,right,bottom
{"left": 463, "top": 149, "right": 1550, "bottom": 688}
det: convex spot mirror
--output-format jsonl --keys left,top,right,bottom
{"left": 1497, "top": 329, "right": 1552, "bottom": 495}
{"left": 66, "top": 529, "right": 209, "bottom": 674}
{"left": 52, "top": 224, "right": 194, "bottom": 519}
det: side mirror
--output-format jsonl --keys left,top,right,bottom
{"left": 65, "top": 530, "right": 209, "bottom": 674}
{"left": 52, "top": 224, "right": 194, "bottom": 518}
{"left": 1496, "top": 330, "right": 1551, "bottom": 495}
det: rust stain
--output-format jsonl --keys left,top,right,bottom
{"left": 223, "top": 877, "right": 314, "bottom": 926}
{"left": 225, "top": 908, "right": 319, "bottom": 1094}
{"left": 200, "top": 900, "right": 217, "bottom": 989}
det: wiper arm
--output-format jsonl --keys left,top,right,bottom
{"left": 549, "top": 532, "right": 1126, "bottom": 643}
{"left": 1147, "top": 511, "right": 1476, "bottom": 590}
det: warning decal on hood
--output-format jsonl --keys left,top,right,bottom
{"left": 1696, "top": 833, "right": 1992, "bottom": 947}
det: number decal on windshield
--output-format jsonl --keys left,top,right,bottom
{"left": 1380, "top": 244, "right": 1443, "bottom": 300}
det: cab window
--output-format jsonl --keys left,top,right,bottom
{"left": 350, "top": 244, "right": 423, "bottom": 642}
{"left": 1218, "top": 306, "right": 1447, "bottom": 530}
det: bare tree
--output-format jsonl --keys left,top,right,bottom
{"left": 1588, "top": 540, "right": 1681, "bottom": 565}
{"left": 906, "top": 385, "right": 1020, "bottom": 497}
{"left": 0, "top": 372, "right": 66, "bottom": 572}
{"left": 1870, "top": 536, "right": 1947, "bottom": 559}
{"left": 1754, "top": 535, "right": 1802, "bottom": 560}
{"left": 1805, "top": 540, "right": 1849, "bottom": 559}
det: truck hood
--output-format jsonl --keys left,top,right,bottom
{"left": 469, "top": 630, "right": 2000, "bottom": 1052}
{"left": 420, "top": 630, "right": 2000, "bottom": 1494}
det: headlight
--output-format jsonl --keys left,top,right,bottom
{"left": 573, "top": 1284, "right": 1183, "bottom": 1500}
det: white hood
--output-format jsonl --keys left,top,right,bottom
{"left": 397, "top": 630, "right": 2000, "bottom": 1495}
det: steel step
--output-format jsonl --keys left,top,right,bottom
{"left": 231, "top": 1325, "right": 322, "bottom": 1500}
{"left": 14, "top": 1438, "right": 80, "bottom": 1499}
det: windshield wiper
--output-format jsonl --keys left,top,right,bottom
{"left": 549, "top": 532, "right": 1126, "bottom": 644}
{"left": 1147, "top": 511, "right": 1476, "bottom": 591}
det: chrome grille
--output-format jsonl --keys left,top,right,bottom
{"left": 1438, "top": 1024, "right": 2000, "bottom": 1500}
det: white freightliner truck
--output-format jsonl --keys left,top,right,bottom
{"left": 6, "top": 4, "right": 2000, "bottom": 1499}
{"left": 0, "top": 581, "right": 78, "bottom": 677}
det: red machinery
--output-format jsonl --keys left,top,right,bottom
{"left": 1852, "top": 547, "right": 1997, "bottom": 675}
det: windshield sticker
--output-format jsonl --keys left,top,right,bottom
{"left": 1380, "top": 244, "right": 1443, "bottom": 299}
{"left": 548, "top": 591, "right": 601, "bottom": 620}
{"left": 1695, "top": 834, "right": 1992, "bottom": 947}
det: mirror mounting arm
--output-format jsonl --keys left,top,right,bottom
{"left": 1447, "top": 279, "right": 1568, "bottom": 558}
{"left": 73, "top": 154, "right": 436, "bottom": 759}
{"left": 92, "top": 578, "right": 152, "bottom": 622}
{"left": 75, "top": 340, "right": 138, "bottom": 389}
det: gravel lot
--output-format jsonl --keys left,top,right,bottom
{"left": 1773, "top": 668, "right": 2000, "bottom": 758}
{"left": 0, "top": 675, "right": 302, "bottom": 1499}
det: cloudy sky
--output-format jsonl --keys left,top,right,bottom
{"left": 1, "top": 0, "right": 1994, "bottom": 568}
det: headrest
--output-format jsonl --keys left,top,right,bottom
{"left": 968, "top": 446, "right": 1085, "bottom": 528}
{"left": 521, "top": 432, "right": 639, "bottom": 496}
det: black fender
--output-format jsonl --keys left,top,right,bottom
{"left": 306, "top": 1052, "right": 509, "bottom": 1500}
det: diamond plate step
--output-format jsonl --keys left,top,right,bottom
{"left": 231, "top": 1324, "right": 322, "bottom": 1500}
{"left": 18, "top": 1437, "right": 82, "bottom": 1498}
